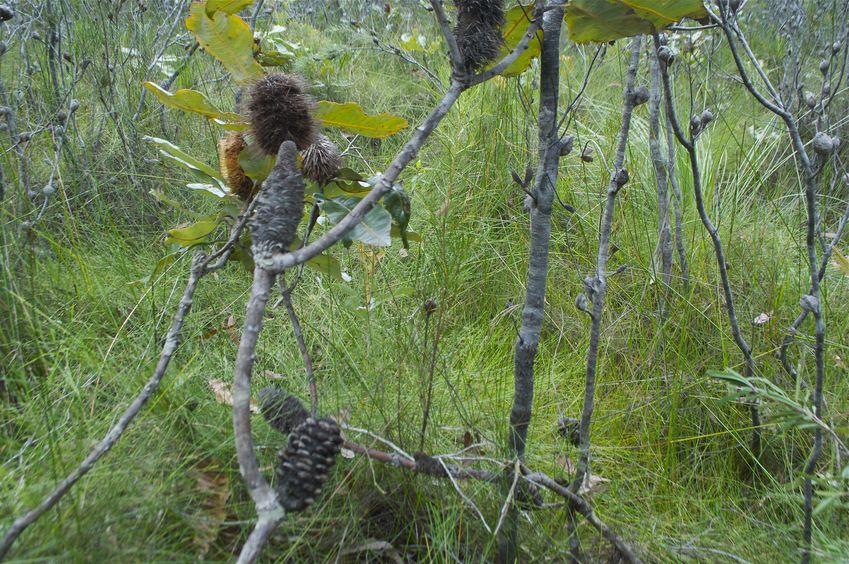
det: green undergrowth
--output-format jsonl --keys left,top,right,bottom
{"left": 2, "top": 3, "right": 848, "bottom": 562}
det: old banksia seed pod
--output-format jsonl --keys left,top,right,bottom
{"left": 260, "top": 387, "right": 309, "bottom": 435}
{"left": 812, "top": 131, "right": 836, "bottom": 155}
{"left": 454, "top": 0, "right": 505, "bottom": 72}
{"left": 249, "top": 141, "right": 305, "bottom": 260}
{"left": 301, "top": 134, "right": 342, "bottom": 184}
{"left": 218, "top": 132, "right": 255, "bottom": 200}
{"left": 248, "top": 73, "right": 318, "bottom": 155}
{"left": 274, "top": 417, "right": 343, "bottom": 511}
{"left": 632, "top": 85, "right": 650, "bottom": 107}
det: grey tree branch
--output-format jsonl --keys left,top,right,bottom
{"left": 339, "top": 435, "right": 642, "bottom": 562}
{"left": 666, "top": 110, "right": 690, "bottom": 290}
{"left": 428, "top": 0, "right": 462, "bottom": 72}
{"left": 233, "top": 267, "right": 284, "bottom": 564}
{"left": 501, "top": 7, "right": 564, "bottom": 561}
{"left": 574, "top": 37, "right": 643, "bottom": 493}
{"left": 655, "top": 32, "right": 761, "bottom": 455}
{"left": 710, "top": 4, "right": 829, "bottom": 559}
{"left": 648, "top": 47, "right": 673, "bottom": 320}
{"left": 278, "top": 272, "right": 318, "bottom": 418}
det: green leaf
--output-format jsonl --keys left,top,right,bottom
{"left": 143, "top": 82, "right": 246, "bottom": 130}
{"left": 315, "top": 101, "right": 408, "bottom": 139}
{"left": 186, "top": 2, "right": 264, "bottom": 84}
{"left": 238, "top": 143, "right": 276, "bottom": 183}
{"left": 257, "top": 50, "right": 295, "bottom": 67}
{"left": 322, "top": 197, "right": 393, "bottom": 247}
{"left": 144, "top": 136, "right": 227, "bottom": 190}
{"left": 186, "top": 183, "right": 228, "bottom": 199}
{"left": 384, "top": 186, "right": 412, "bottom": 248}
{"left": 305, "top": 253, "right": 343, "bottom": 280}
{"left": 495, "top": 5, "right": 544, "bottom": 77}
{"left": 565, "top": 0, "right": 708, "bottom": 44}
{"left": 391, "top": 225, "right": 422, "bottom": 242}
{"left": 129, "top": 250, "right": 185, "bottom": 288}
{"left": 164, "top": 214, "right": 222, "bottom": 246}
{"left": 206, "top": 0, "right": 254, "bottom": 15}
{"left": 832, "top": 248, "right": 849, "bottom": 278}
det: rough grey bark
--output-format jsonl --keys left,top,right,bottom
{"left": 499, "top": 9, "right": 564, "bottom": 562}
{"left": 573, "top": 37, "right": 643, "bottom": 492}
{"left": 233, "top": 267, "right": 284, "bottom": 564}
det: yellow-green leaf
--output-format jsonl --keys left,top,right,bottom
{"left": 206, "top": 0, "right": 254, "bottom": 16}
{"left": 565, "top": 0, "right": 708, "bottom": 44}
{"left": 144, "top": 136, "right": 226, "bottom": 189}
{"left": 143, "top": 82, "right": 247, "bottom": 130}
{"left": 315, "top": 101, "right": 408, "bottom": 139}
{"left": 165, "top": 215, "right": 222, "bottom": 246}
{"left": 833, "top": 248, "right": 849, "bottom": 278}
{"left": 495, "top": 5, "right": 543, "bottom": 77}
{"left": 186, "top": 2, "right": 264, "bottom": 84}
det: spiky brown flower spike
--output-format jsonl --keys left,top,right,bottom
{"left": 260, "top": 387, "right": 310, "bottom": 435}
{"left": 247, "top": 73, "right": 318, "bottom": 155}
{"left": 454, "top": 0, "right": 505, "bottom": 72}
{"left": 301, "top": 134, "right": 342, "bottom": 184}
{"left": 275, "top": 417, "right": 343, "bottom": 511}
{"left": 218, "top": 132, "right": 256, "bottom": 200}
{"left": 249, "top": 141, "right": 305, "bottom": 261}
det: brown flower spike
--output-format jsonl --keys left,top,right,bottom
{"left": 247, "top": 73, "right": 318, "bottom": 155}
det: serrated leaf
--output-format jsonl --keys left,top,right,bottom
{"left": 143, "top": 82, "right": 247, "bottom": 130}
{"left": 322, "top": 197, "right": 392, "bottom": 247}
{"left": 495, "top": 5, "right": 544, "bottom": 77}
{"left": 315, "top": 101, "right": 408, "bottom": 139}
{"left": 186, "top": 2, "right": 264, "bottom": 84}
{"left": 144, "top": 136, "right": 227, "bottom": 190}
{"left": 833, "top": 248, "right": 849, "bottom": 278}
{"left": 565, "top": 0, "right": 708, "bottom": 44}
{"left": 206, "top": 0, "right": 253, "bottom": 15}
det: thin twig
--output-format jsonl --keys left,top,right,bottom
{"left": 278, "top": 272, "right": 317, "bottom": 417}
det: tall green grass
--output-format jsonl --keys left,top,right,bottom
{"left": 1, "top": 1, "right": 847, "bottom": 561}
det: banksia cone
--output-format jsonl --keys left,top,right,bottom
{"left": 454, "top": 0, "right": 505, "bottom": 72}
{"left": 275, "top": 417, "right": 343, "bottom": 512}
{"left": 247, "top": 73, "right": 318, "bottom": 155}
{"left": 218, "top": 132, "right": 256, "bottom": 200}
{"left": 250, "top": 141, "right": 305, "bottom": 260}
{"left": 301, "top": 134, "right": 342, "bottom": 184}
{"left": 260, "top": 387, "right": 309, "bottom": 435}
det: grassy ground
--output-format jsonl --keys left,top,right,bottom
{"left": 2, "top": 1, "right": 848, "bottom": 561}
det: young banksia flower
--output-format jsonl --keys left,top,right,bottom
{"left": 247, "top": 73, "right": 318, "bottom": 155}
{"left": 454, "top": 0, "right": 505, "bottom": 72}
{"left": 218, "top": 132, "right": 256, "bottom": 200}
{"left": 249, "top": 141, "right": 305, "bottom": 260}
{"left": 300, "top": 134, "right": 342, "bottom": 184}
{"left": 274, "top": 417, "right": 343, "bottom": 512}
